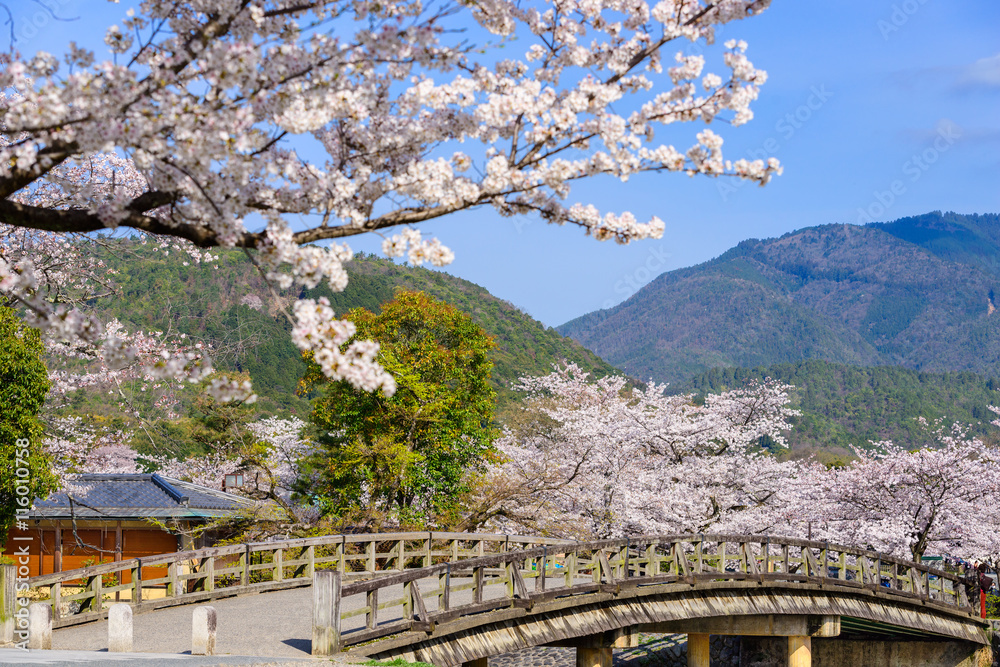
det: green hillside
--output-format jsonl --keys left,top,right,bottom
{"left": 559, "top": 212, "right": 1000, "bottom": 386}
{"left": 89, "top": 241, "right": 617, "bottom": 412}
{"left": 872, "top": 211, "right": 1000, "bottom": 276}
{"left": 685, "top": 360, "right": 1000, "bottom": 457}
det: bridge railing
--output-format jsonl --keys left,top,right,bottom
{"left": 24, "top": 531, "right": 571, "bottom": 628}
{"left": 330, "top": 533, "right": 977, "bottom": 651}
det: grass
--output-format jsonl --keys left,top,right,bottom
{"left": 363, "top": 659, "right": 439, "bottom": 667}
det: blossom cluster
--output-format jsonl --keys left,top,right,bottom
{"left": 292, "top": 297, "right": 396, "bottom": 395}
{"left": 0, "top": 0, "right": 779, "bottom": 395}
{"left": 486, "top": 363, "right": 798, "bottom": 538}
{"left": 483, "top": 364, "right": 1000, "bottom": 563}
{"left": 46, "top": 416, "right": 314, "bottom": 514}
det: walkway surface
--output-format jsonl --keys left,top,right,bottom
{"left": 52, "top": 587, "right": 317, "bottom": 658}
{"left": 48, "top": 573, "right": 560, "bottom": 658}
{"left": 0, "top": 648, "right": 314, "bottom": 666}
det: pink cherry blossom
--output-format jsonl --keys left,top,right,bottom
{"left": 1, "top": 0, "right": 778, "bottom": 396}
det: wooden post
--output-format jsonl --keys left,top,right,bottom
{"left": 204, "top": 557, "right": 214, "bottom": 592}
{"left": 274, "top": 549, "right": 283, "bottom": 582}
{"left": 439, "top": 565, "right": 451, "bottom": 611}
{"left": 115, "top": 521, "right": 122, "bottom": 562}
{"left": 312, "top": 570, "right": 341, "bottom": 656}
{"left": 51, "top": 582, "right": 61, "bottom": 621}
{"left": 168, "top": 562, "right": 179, "bottom": 598}
{"left": 577, "top": 647, "right": 612, "bottom": 667}
{"left": 113, "top": 524, "right": 122, "bottom": 602}
{"left": 54, "top": 521, "right": 63, "bottom": 574}
{"left": 402, "top": 581, "right": 413, "bottom": 619}
{"left": 788, "top": 636, "right": 811, "bottom": 667}
{"left": 306, "top": 545, "right": 316, "bottom": 578}
{"left": 463, "top": 658, "right": 488, "bottom": 667}
{"left": 240, "top": 545, "right": 249, "bottom": 587}
{"left": 687, "top": 633, "right": 710, "bottom": 667}
{"left": 90, "top": 574, "right": 103, "bottom": 613}
{"left": 367, "top": 540, "right": 376, "bottom": 574}
{"left": 133, "top": 559, "right": 143, "bottom": 603}
{"left": 472, "top": 566, "right": 483, "bottom": 604}
{"left": 1, "top": 564, "right": 15, "bottom": 644}
{"left": 366, "top": 588, "right": 378, "bottom": 629}
{"left": 424, "top": 534, "right": 432, "bottom": 567}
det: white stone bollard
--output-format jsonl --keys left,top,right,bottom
{"left": 0, "top": 564, "right": 14, "bottom": 645}
{"left": 108, "top": 604, "right": 133, "bottom": 652}
{"left": 191, "top": 606, "right": 217, "bottom": 656}
{"left": 27, "top": 603, "right": 51, "bottom": 650}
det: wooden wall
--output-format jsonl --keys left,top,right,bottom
{"left": 2, "top": 521, "right": 180, "bottom": 580}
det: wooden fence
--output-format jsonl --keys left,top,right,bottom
{"left": 24, "top": 531, "right": 570, "bottom": 628}
{"left": 322, "top": 533, "right": 978, "bottom": 651}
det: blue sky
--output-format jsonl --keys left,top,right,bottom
{"left": 9, "top": 0, "right": 1000, "bottom": 326}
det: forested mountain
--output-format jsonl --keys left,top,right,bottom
{"left": 559, "top": 211, "right": 1000, "bottom": 386}
{"left": 90, "top": 241, "right": 617, "bottom": 412}
{"left": 684, "top": 360, "right": 1000, "bottom": 458}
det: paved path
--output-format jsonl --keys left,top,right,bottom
{"left": 0, "top": 648, "right": 314, "bottom": 666}
{"left": 53, "top": 587, "right": 317, "bottom": 657}
{"left": 51, "top": 573, "right": 570, "bottom": 658}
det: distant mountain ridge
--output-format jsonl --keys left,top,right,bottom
{"left": 558, "top": 211, "right": 1000, "bottom": 386}
{"left": 92, "top": 243, "right": 618, "bottom": 412}
{"left": 684, "top": 360, "right": 1000, "bottom": 456}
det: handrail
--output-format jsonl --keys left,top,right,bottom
{"left": 25, "top": 530, "right": 572, "bottom": 627}
{"left": 327, "top": 533, "right": 981, "bottom": 650}
{"left": 24, "top": 531, "right": 979, "bottom": 634}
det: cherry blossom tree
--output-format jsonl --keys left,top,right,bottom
{"left": 792, "top": 420, "right": 1000, "bottom": 562}
{"left": 42, "top": 416, "right": 145, "bottom": 478}
{"left": 471, "top": 364, "right": 798, "bottom": 538}
{"left": 46, "top": 413, "right": 316, "bottom": 524}
{"left": 0, "top": 0, "right": 780, "bottom": 398}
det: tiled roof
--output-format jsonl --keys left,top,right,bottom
{"left": 30, "top": 474, "right": 257, "bottom": 520}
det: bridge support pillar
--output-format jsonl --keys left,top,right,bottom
{"left": 686, "top": 633, "right": 709, "bottom": 667}
{"left": 788, "top": 635, "right": 811, "bottom": 667}
{"left": 576, "top": 647, "right": 612, "bottom": 667}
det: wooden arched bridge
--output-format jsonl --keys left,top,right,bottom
{"left": 11, "top": 532, "right": 995, "bottom": 666}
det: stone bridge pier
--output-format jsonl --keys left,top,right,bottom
{"left": 650, "top": 614, "right": 840, "bottom": 667}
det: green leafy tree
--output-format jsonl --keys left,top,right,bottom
{"left": 300, "top": 291, "right": 498, "bottom": 527}
{"left": 0, "top": 307, "right": 56, "bottom": 545}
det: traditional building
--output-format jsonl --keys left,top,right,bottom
{"left": 2, "top": 473, "right": 256, "bottom": 577}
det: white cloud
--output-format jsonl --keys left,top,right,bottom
{"left": 959, "top": 53, "right": 1000, "bottom": 89}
